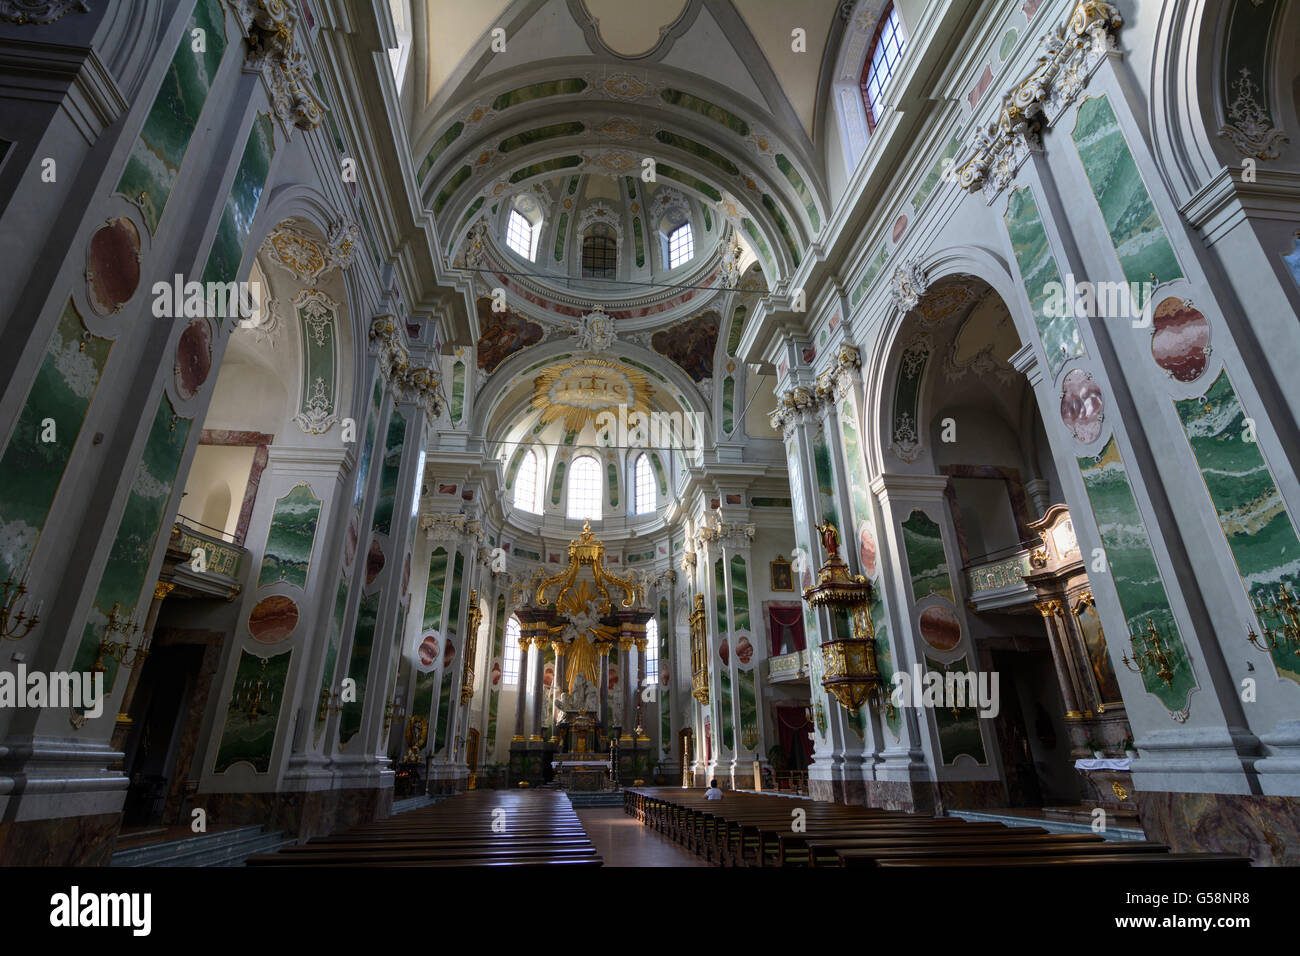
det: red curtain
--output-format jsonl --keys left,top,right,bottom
{"left": 768, "top": 605, "right": 805, "bottom": 655}
{"left": 775, "top": 705, "right": 814, "bottom": 771}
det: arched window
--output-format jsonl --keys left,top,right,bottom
{"left": 645, "top": 617, "right": 659, "bottom": 684}
{"left": 506, "top": 208, "right": 537, "bottom": 260}
{"left": 581, "top": 224, "right": 617, "bottom": 279}
{"left": 567, "top": 455, "right": 602, "bottom": 520}
{"left": 503, "top": 618, "right": 522, "bottom": 685}
{"left": 634, "top": 454, "right": 655, "bottom": 515}
{"left": 667, "top": 222, "right": 694, "bottom": 268}
{"left": 514, "top": 448, "right": 540, "bottom": 514}
{"left": 860, "top": 3, "right": 905, "bottom": 133}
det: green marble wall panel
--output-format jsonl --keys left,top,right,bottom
{"left": 761, "top": 194, "right": 800, "bottom": 267}
{"left": 910, "top": 135, "right": 961, "bottom": 212}
{"left": 499, "top": 122, "right": 584, "bottom": 153}
{"left": 450, "top": 361, "right": 465, "bottom": 424}
{"left": 256, "top": 483, "right": 321, "bottom": 589}
{"left": 338, "top": 594, "right": 377, "bottom": 746}
{"left": 201, "top": 114, "right": 275, "bottom": 302}
{"left": 902, "top": 510, "right": 955, "bottom": 602}
{"left": 721, "top": 376, "right": 735, "bottom": 434}
{"left": 714, "top": 558, "right": 727, "bottom": 638}
{"left": 0, "top": 300, "right": 112, "bottom": 583}
{"left": 550, "top": 458, "right": 566, "bottom": 506}
{"left": 74, "top": 395, "right": 191, "bottom": 690}
{"left": 737, "top": 669, "right": 757, "bottom": 751}
{"left": 491, "top": 78, "right": 587, "bottom": 112}
{"left": 1071, "top": 95, "right": 1184, "bottom": 295}
{"left": 411, "top": 668, "right": 437, "bottom": 749}
{"left": 659, "top": 596, "right": 671, "bottom": 754}
{"left": 727, "top": 304, "right": 747, "bottom": 355}
{"left": 1004, "top": 186, "right": 1085, "bottom": 380}
{"left": 421, "top": 548, "right": 448, "bottom": 632}
{"left": 555, "top": 212, "right": 568, "bottom": 261}
{"left": 353, "top": 380, "right": 383, "bottom": 509}
{"left": 115, "top": 0, "right": 226, "bottom": 233}
{"left": 654, "top": 130, "right": 738, "bottom": 175}
{"left": 649, "top": 452, "right": 667, "bottom": 494}
{"left": 314, "top": 575, "right": 348, "bottom": 741}
{"left": 1175, "top": 371, "right": 1300, "bottom": 683}
{"left": 372, "top": 410, "right": 407, "bottom": 536}
{"left": 435, "top": 550, "right": 465, "bottom": 753}
{"left": 417, "top": 121, "right": 463, "bottom": 184}
{"left": 295, "top": 294, "right": 337, "bottom": 433}
{"left": 658, "top": 164, "right": 721, "bottom": 202}
{"left": 926, "top": 655, "right": 987, "bottom": 766}
{"left": 730, "top": 555, "right": 749, "bottom": 631}
{"left": 774, "top": 154, "right": 819, "bottom": 231}
{"left": 485, "top": 594, "right": 507, "bottom": 753}
{"left": 1077, "top": 437, "right": 1196, "bottom": 712}
{"left": 432, "top": 165, "right": 471, "bottom": 216}
{"left": 508, "top": 156, "right": 582, "bottom": 184}
{"left": 606, "top": 459, "right": 619, "bottom": 508}
{"left": 749, "top": 497, "right": 792, "bottom": 508}
{"left": 632, "top": 217, "right": 644, "bottom": 267}
{"left": 457, "top": 196, "right": 484, "bottom": 235}
{"left": 658, "top": 89, "right": 749, "bottom": 135}
{"left": 812, "top": 425, "right": 841, "bottom": 544}
{"left": 214, "top": 648, "right": 290, "bottom": 774}
{"left": 851, "top": 245, "right": 887, "bottom": 306}
{"left": 719, "top": 668, "right": 734, "bottom": 751}
{"left": 839, "top": 399, "right": 900, "bottom": 736}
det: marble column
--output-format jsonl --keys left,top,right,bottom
{"left": 550, "top": 640, "right": 567, "bottom": 744}
{"left": 512, "top": 630, "right": 529, "bottom": 742}
{"left": 618, "top": 637, "right": 635, "bottom": 740}
{"left": 635, "top": 636, "right": 650, "bottom": 740}
{"left": 529, "top": 635, "right": 546, "bottom": 742}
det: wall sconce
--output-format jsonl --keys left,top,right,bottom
{"left": 233, "top": 658, "right": 274, "bottom": 725}
{"left": 2, "top": 572, "right": 43, "bottom": 640}
{"left": 1246, "top": 583, "right": 1300, "bottom": 655}
{"left": 384, "top": 696, "right": 407, "bottom": 732}
{"left": 91, "top": 602, "right": 148, "bottom": 672}
{"left": 1122, "top": 618, "right": 1175, "bottom": 687}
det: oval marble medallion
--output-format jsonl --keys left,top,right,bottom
{"left": 175, "top": 319, "right": 212, "bottom": 399}
{"left": 1151, "top": 297, "right": 1209, "bottom": 382}
{"left": 248, "top": 595, "right": 299, "bottom": 643}
{"left": 919, "top": 605, "right": 961, "bottom": 651}
{"left": 735, "top": 636, "right": 754, "bottom": 666}
{"left": 87, "top": 217, "right": 141, "bottom": 315}
{"left": 858, "top": 521, "right": 878, "bottom": 579}
{"left": 417, "top": 634, "right": 439, "bottom": 667}
{"left": 1060, "top": 368, "right": 1103, "bottom": 443}
{"left": 718, "top": 638, "right": 730, "bottom": 666}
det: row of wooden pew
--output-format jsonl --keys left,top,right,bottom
{"left": 624, "top": 788, "right": 1251, "bottom": 868}
{"left": 246, "top": 790, "right": 602, "bottom": 866}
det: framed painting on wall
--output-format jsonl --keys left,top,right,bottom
{"left": 770, "top": 556, "right": 793, "bottom": 591}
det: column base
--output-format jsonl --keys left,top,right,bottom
{"left": 0, "top": 811, "right": 122, "bottom": 866}
{"left": 186, "top": 784, "right": 394, "bottom": 841}
{"left": 1137, "top": 790, "right": 1300, "bottom": 865}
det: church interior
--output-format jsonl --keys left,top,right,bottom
{"left": 1, "top": 0, "right": 1299, "bottom": 880}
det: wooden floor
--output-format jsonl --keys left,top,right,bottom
{"left": 246, "top": 790, "right": 602, "bottom": 867}
{"left": 624, "top": 788, "right": 1253, "bottom": 868}
{"left": 574, "top": 808, "right": 708, "bottom": 867}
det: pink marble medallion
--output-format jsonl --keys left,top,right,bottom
{"left": 736, "top": 635, "right": 753, "bottom": 666}
{"left": 1151, "top": 297, "right": 1209, "bottom": 382}
{"left": 417, "top": 634, "right": 439, "bottom": 667}
{"left": 248, "top": 595, "right": 299, "bottom": 643}
{"left": 1060, "top": 368, "right": 1103, "bottom": 443}
{"left": 859, "top": 521, "right": 877, "bottom": 578}
{"left": 919, "top": 605, "right": 961, "bottom": 651}
{"left": 175, "top": 319, "right": 212, "bottom": 399}
{"left": 892, "top": 214, "right": 908, "bottom": 243}
{"left": 87, "top": 217, "right": 141, "bottom": 315}
{"left": 366, "top": 537, "right": 385, "bottom": 585}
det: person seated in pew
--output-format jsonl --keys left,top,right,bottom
{"left": 705, "top": 780, "right": 723, "bottom": 800}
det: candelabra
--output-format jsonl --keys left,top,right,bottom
{"left": 91, "top": 602, "right": 149, "bottom": 673}
{"left": 1246, "top": 583, "right": 1300, "bottom": 654}
{"left": 384, "top": 696, "right": 407, "bottom": 732}
{"left": 1, "top": 572, "right": 43, "bottom": 640}
{"left": 233, "top": 658, "right": 274, "bottom": 725}
{"left": 1122, "top": 618, "right": 1176, "bottom": 687}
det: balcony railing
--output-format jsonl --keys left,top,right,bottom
{"left": 964, "top": 546, "right": 1036, "bottom": 612}
{"left": 768, "top": 648, "right": 809, "bottom": 682}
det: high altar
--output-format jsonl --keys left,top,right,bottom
{"left": 508, "top": 522, "right": 654, "bottom": 790}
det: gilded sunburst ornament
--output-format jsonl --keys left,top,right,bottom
{"left": 531, "top": 358, "right": 652, "bottom": 433}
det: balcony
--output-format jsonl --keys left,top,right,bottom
{"left": 767, "top": 648, "right": 809, "bottom": 683}
{"left": 964, "top": 545, "right": 1037, "bottom": 613}
{"left": 163, "top": 515, "right": 248, "bottom": 601}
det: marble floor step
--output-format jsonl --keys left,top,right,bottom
{"left": 110, "top": 825, "right": 268, "bottom": 866}
{"left": 111, "top": 826, "right": 290, "bottom": 867}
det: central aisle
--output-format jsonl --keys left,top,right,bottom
{"left": 573, "top": 806, "right": 709, "bottom": 867}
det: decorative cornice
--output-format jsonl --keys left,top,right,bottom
{"left": 226, "top": 0, "right": 325, "bottom": 133}
{"left": 368, "top": 314, "right": 440, "bottom": 417}
{"left": 264, "top": 219, "right": 357, "bottom": 286}
{"left": 420, "top": 513, "right": 483, "bottom": 545}
{"left": 889, "top": 258, "right": 928, "bottom": 313}
{"left": 769, "top": 344, "right": 861, "bottom": 433}
{"left": 956, "top": 1, "right": 1123, "bottom": 203}
{"left": 696, "top": 515, "right": 755, "bottom": 551}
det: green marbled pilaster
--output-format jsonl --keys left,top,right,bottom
{"left": 730, "top": 555, "right": 749, "bottom": 631}
{"left": 314, "top": 575, "right": 348, "bottom": 742}
{"left": 1077, "top": 437, "right": 1196, "bottom": 711}
{"left": 1071, "top": 95, "right": 1184, "bottom": 295}
{"left": 338, "top": 594, "right": 377, "bottom": 746}
{"left": 902, "top": 510, "right": 954, "bottom": 603}
{"left": 256, "top": 483, "right": 320, "bottom": 589}
{"left": 0, "top": 300, "right": 112, "bottom": 584}
{"left": 1004, "top": 185, "right": 1085, "bottom": 379}
{"left": 721, "top": 376, "right": 735, "bottom": 434}
{"left": 214, "top": 648, "right": 291, "bottom": 774}
{"left": 201, "top": 114, "right": 276, "bottom": 304}
{"left": 115, "top": 0, "right": 227, "bottom": 233}
{"left": 927, "top": 655, "right": 988, "bottom": 766}
{"left": 719, "top": 668, "right": 734, "bottom": 751}
{"left": 372, "top": 411, "right": 407, "bottom": 536}
{"left": 1176, "top": 371, "right": 1300, "bottom": 684}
